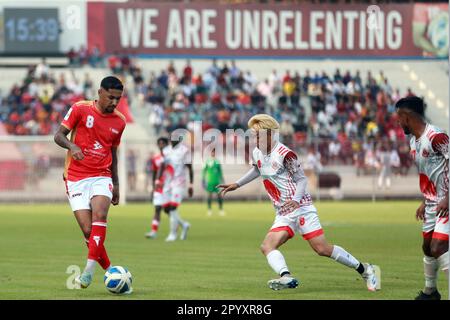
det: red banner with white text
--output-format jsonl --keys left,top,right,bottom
{"left": 88, "top": 2, "right": 448, "bottom": 58}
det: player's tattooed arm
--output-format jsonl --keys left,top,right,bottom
{"left": 111, "top": 147, "right": 120, "bottom": 205}
{"left": 53, "top": 125, "right": 84, "bottom": 160}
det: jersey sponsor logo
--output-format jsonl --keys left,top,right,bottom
{"left": 93, "top": 141, "right": 103, "bottom": 150}
{"left": 257, "top": 160, "right": 262, "bottom": 168}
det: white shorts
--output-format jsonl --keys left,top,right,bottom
{"left": 162, "top": 185, "right": 185, "bottom": 207}
{"left": 423, "top": 204, "right": 449, "bottom": 241}
{"left": 66, "top": 177, "right": 113, "bottom": 212}
{"left": 153, "top": 191, "right": 166, "bottom": 206}
{"left": 270, "top": 205, "right": 323, "bottom": 240}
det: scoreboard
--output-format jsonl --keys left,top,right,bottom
{"left": 3, "top": 8, "right": 60, "bottom": 54}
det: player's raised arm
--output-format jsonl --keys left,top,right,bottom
{"left": 54, "top": 125, "right": 84, "bottom": 160}
{"left": 217, "top": 165, "right": 260, "bottom": 198}
{"left": 111, "top": 147, "right": 120, "bottom": 205}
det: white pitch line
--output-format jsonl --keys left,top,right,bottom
{"left": 410, "top": 71, "right": 418, "bottom": 81}
{"left": 427, "top": 90, "right": 435, "bottom": 100}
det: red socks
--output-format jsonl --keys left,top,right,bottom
{"left": 85, "top": 221, "right": 111, "bottom": 270}
{"left": 151, "top": 219, "right": 160, "bottom": 232}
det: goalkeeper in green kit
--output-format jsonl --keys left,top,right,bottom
{"left": 202, "top": 149, "right": 225, "bottom": 216}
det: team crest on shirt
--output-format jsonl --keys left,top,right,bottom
{"left": 110, "top": 128, "right": 119, "bottom": 134}
{"left": 422, "top": 149, "right": 430, "bottom": 158}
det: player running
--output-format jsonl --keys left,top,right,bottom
{"left": 218, "top": 114, "right": 380, "bottom": 291}
{"left": 202, "top": 149, "right": 225, "bottom": 216}
{"left": 54, "top": 76, "right": 128, "bottom": 291}
{"left": 156, "top": 137, "right": 193, "bottom": 242}
{"left": 395, "top": 96, "right": 449, "bottom": 300}
{"left": 145, "top": 137, "right": 172, "bottom": 239}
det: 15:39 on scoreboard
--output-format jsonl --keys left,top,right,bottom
{"left": 3, "top": 8, "right": 60, "bottom": 54}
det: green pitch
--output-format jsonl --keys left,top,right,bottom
{"left": 0, "top": 201, "right": 447, "bottom": 300}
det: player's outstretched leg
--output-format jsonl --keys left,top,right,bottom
{"left": 261, "top": 231, "right": 299, "bottom": 290}
{"left": 308, "top": 235, "right": 381, "bottom": 292}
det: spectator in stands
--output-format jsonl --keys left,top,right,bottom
{"left": 89, "top": 45, "right": 103, "bottom": 67}
{"left": 35, "top": 58, "right": 49, "bottom": 79}
{"left": 67, "top": 47, "right": 77, "bottom": 66}
{"left": 108, "top": 52, "right": 121, "bottom": 74}
{"left": 183, "top": 60, "right": 193, "bottom": 80}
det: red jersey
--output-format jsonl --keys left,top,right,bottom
{"left": 151, "top": 152, "right": 174, "bottom": 192}
{"left": 151, "top": 153, "right": 164, "bottom": 173}
{"left": 61, "top": 100, "right": 126, "bottom": 181}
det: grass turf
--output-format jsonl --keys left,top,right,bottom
{"left": 0, "top": 201, "right": 447, "bottom": 300}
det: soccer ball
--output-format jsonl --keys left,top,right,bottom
{"left": 104, "top": 266, "right": 133, "bottom": 294}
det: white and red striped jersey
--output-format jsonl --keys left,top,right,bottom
{"left": 410, "top": 123, "right": 449, "bottom": 205}
{"left": 252, "top": 141, "right": 312, "bottom": 214}
{"left": 163, "top": 143, "right": 190, "bottom": 187}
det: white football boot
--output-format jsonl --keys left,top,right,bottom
{"left": 362, "top": 263, "right": 381, "bottom": 291}
{"left": 180, "top": 222, "right": 191, "bottom": 240}
{"left": 267, "top": 275, "right": 299, "bottom": 291}
{"left": 165, "top": 233, "right": 177, "bottom": 242}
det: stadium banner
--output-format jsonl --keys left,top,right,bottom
{"left": 87, "top": 2, "right": 448, "bottom": 58}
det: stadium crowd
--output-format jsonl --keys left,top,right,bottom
{"left": 141, "top": 60, "right": 417, "bottom": 175}
{"left": 0, "top": 58, "right": 420, "bottom": 176}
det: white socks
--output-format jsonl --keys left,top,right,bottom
{"left": 437, "top": 252, "right": 449, "bottom": 277}
{"left": 169, "top": 209, "right": 186, "bottom": 235}
{"left": 266, "top": 250, "right": 289, "bottom": 276}
{"left": 84, "top": 259, "right": 97, "bottom": 275}
{"left": 330, "top": 245, "right": 361, "bottom": 269}
{"left": 423, "top": 256, "right": 439, "bottom": 291}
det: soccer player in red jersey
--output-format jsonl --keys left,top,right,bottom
{"left": 54, "top": 76, "right": 127, "bottom": 290}
{"left": 145, "top": 137, "right": 171, "bottom": 239}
